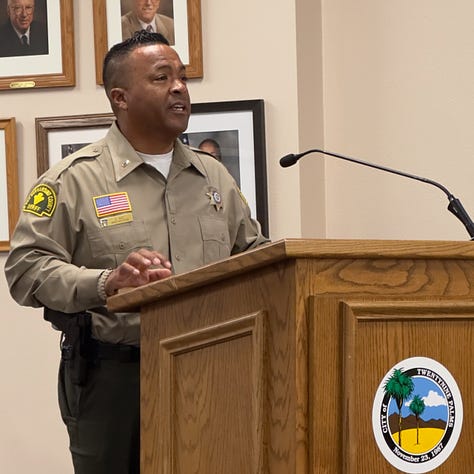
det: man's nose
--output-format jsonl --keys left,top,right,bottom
{"left": 171, "top": 79, "right": 187, "bottom": 93}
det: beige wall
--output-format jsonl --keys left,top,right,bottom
{"left": 2, "top": 0, "right": 474, "bottom": 472}
{"left": 320, "top": 0, "right": 474, "bottom": 240}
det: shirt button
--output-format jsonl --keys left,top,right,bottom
{"left": 175, "top": 254, "right": 181, "bottom": 261}
{"left": 119, "top": 242, "right": 126, "bottom": 249}
{"left": 171, "top": 217, "right": 176, "bottom": 224}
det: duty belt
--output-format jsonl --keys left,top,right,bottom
{"left": 92, "top": 340, "right": 140, "bottom": 363}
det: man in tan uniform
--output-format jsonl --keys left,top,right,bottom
{"left": 5, "top": 31, "right": 267, "bottom": 474}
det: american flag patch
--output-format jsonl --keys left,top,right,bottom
{"left": 93, "top": 192, "right": 131, "bottom": 217}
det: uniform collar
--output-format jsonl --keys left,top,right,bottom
{"left": 105, "top": 122, "right": 207, "bottom": 182}
{"left": 169, "top": 139, "right": 207, "bottom": 179}
{"left": 103, "top": 122, "right": 142, "bottom": 182}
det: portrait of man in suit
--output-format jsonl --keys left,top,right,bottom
{"left": 0, "top": 0, "right": 49, "bottom": 58}
{"left": 121, "top": 0, "right": 175, "bottom": 45}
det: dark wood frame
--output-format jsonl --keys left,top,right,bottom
{"left": 35, "top": 112, "right": 114, "bottom": 176}
{"left": 0, "top": 0, "right": 75, "bottom": 90}
{"left": 92, "top": 0, "right": 203, "bottom": 84}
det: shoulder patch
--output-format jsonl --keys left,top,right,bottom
{"left": 23, "top": 184, "right": 57, "bottom": 217}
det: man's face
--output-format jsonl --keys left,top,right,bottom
{"left": 133, "top": 0, "right": 160, "bottom": 23}
{"left": 119, "top": 44, "right": 191, "bottom": 145}
{"left": 7, "top": 0, "right": 34, "bottom": 33}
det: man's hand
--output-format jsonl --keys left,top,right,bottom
{"left": 104, "top": 249, "right": 172, "bottom": 296}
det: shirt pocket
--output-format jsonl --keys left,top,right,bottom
{"left": 198, "top": 216, "right": 231, "bottom": 264}
{"left": 87, "top": 220, "right": 153, "bottom": 267}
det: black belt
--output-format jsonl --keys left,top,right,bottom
{"left": 92, "top": 340, "right": 140, "bottom": 362}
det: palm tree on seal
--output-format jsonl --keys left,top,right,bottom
{"left": 409, "top": 395, "right": 426, "bottom": 445}
{"left": 384, "top": 368, "right": 414, "bottom": 448}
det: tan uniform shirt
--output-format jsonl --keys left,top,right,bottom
{"left": 5, "top": 123, "right": 268, "bottom": 345}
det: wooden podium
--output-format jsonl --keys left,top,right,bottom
{"left": 108, "top": 239, "right": 474, "bottom": 473}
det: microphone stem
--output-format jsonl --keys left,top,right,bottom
{"left": 301, "top": 149, "right": 452, "bottom": 198}
{"left": 298, "top": 149, "right": 474, "bottom": 240}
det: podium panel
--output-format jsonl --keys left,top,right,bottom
{"left": 342, "top": 300, "right": 474, "bottom": 473}
{"left": 108, "top": 239, "right": 474, "bottom": 474}
{"left": 155, "top": 312, "right": 267, "bottom": 473}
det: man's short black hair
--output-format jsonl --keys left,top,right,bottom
{"left": 102, "top": 30, "right": 170, "bottom": 96}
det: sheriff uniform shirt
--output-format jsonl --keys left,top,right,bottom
{"left": 5, "top": 122, "right": 268, "bottom": 345}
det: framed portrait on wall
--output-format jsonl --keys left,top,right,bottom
{"left": 0, "top": 118, "right": 19, "bottom": 251}
{"left": 0, "top": 0, "right": 75, "bottom": 90}
{"left": 35, "top": 112, "right": 115, "bottom": 175}
{"left": 92, "top": 0, "right": 203, "bottom": 84}
{"left": 35, "top": 100, "right": 268, "bottom": 234}
{"left": 183, "top": 100, "right": 268, "bottom": 235}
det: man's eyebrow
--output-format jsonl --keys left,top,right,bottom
{"left": 152, "top": 63, "right": 187, "bottom": 73}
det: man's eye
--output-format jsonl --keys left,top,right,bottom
{"left": 155, "top": 75, "right": 167, "bottom": 81}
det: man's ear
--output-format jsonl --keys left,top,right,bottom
{"left": 110, "top": 88, "right": 128, "bottom": 111}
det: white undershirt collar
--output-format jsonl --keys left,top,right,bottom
{"left": 138, "top": 149, "right": 173, "bottom": 179}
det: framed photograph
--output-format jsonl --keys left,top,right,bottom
{"left": 35, "top": 112, "right": 114, "bottom": 175}
{"left": 35, "top": 100, "right": 268, "bottom": 235}
{"left": 0, "top": 118, "right": 19, "bottom": 251}
{"left": 92, "top": 0, "right": 203, "bottom": 84}
{"left": 0, "top": 0, "right": 75, "bottom": 91}
{"left": 183, "top": 99, "right": 268, "bottom": 236}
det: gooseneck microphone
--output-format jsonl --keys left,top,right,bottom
{"left": 280, "top": 148, "right": 474, "bottom": 240}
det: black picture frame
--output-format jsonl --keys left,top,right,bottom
{"left": 35, "top": 100, "right": 268, "bottom": 235}
{"left": 185, "top": 99, "right": 268, "bottom": 236}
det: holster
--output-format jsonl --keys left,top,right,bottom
{"left": 44, "top": 308, "right": 93, "bottom": 386}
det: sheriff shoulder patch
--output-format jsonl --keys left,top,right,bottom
{"left": 23, "top": 184, "right": 57, "bottom": 217}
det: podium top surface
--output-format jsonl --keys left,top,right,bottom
{"left": 107, "top": 238, "right": 474, "bottom": 312}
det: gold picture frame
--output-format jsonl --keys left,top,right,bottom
{"left": 0, "top": 118, "right": 19, "bottom": 251}
{"left": 0, "top": 0, "right": 75, "bottom": 91}
{"left": 92, "top": 0, "right": 203, "bottom": 85}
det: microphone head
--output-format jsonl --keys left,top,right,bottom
{"left": 279, "top": 153, "right": 298, "bottom": 168}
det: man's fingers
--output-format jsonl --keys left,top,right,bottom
{"left": 126, "top": 249, "right": 172, "bottom": 270}
{"left": 148, "top": 268, "right": 173, "bottom": 281}
{"left": 104, "top": 249, "right": 173, "bottom": 295}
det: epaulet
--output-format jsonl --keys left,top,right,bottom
{"left": 42, "top": 142, "right": 104, "bottom": 181}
